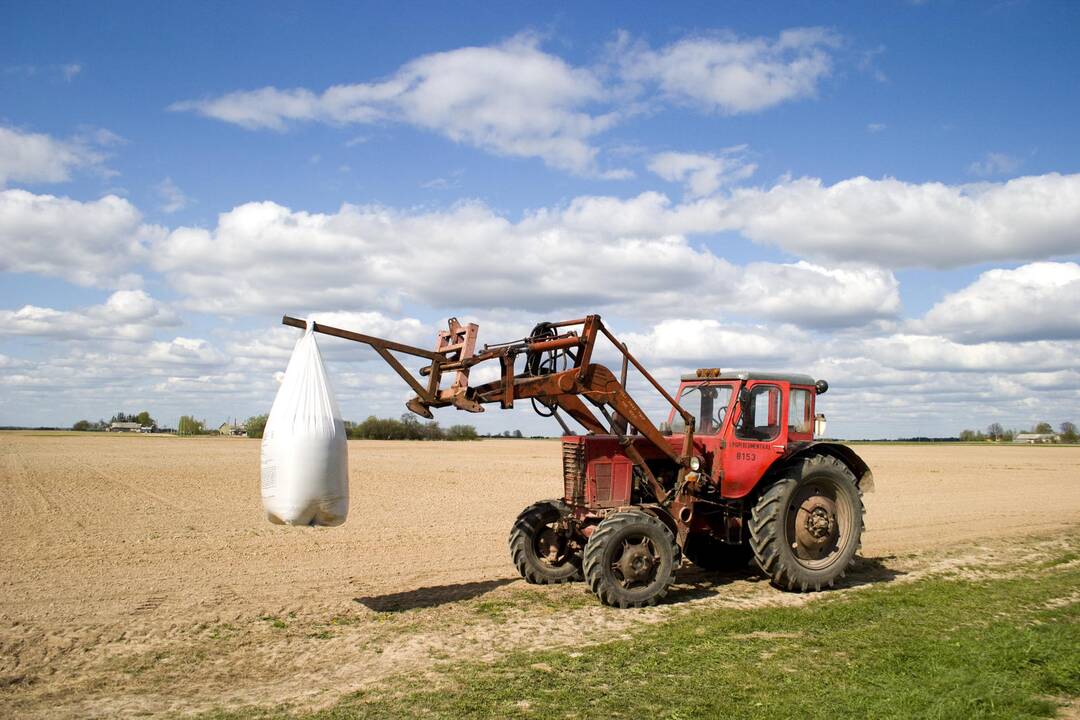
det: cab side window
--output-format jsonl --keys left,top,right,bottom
{"left": 735, "top": 385, "right": 782, "bottom": 441}
{"left": 788, "top": 388, "right": 812, "bottom": 434}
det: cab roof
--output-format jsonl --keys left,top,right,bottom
{"left": 680, "top": 370, "right": 817, "bottom": 386}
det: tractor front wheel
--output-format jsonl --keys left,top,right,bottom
{"left": 583, "top": 510, "right": 680, "bottom": 608}
{"left": 509, "top": 500, "right": 583, "bottom": 584}
{"left": 749, "top": 454, "right": 864, "bottom": 592}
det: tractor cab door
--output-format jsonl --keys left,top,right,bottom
{"left": 719, "top": 381, "right": 789, "bottom": 498}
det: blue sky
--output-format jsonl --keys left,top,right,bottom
{"left": 1, "top": 1, "right": 1078, "bottom": 437}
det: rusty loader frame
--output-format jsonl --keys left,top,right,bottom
{"left": 282, "top": 314, "right": 696, "bottom": 504}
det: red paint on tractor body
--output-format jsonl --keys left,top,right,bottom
{"left": 563, "top": 377, "right": 821, "bottom": 508}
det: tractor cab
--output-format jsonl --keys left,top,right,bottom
{"left": 665, "top": 370, "right": 826, "bottom": 498}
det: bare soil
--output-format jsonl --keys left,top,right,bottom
{"left": 1, "top": 434, "right": 1078, "bottom": 718}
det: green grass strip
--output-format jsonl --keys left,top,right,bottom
{"left": 210, "top": 542, "right": 1080, "bottom": 720}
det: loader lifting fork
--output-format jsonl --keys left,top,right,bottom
{"left": 282, "top": 313, "right": 874, "bottom": 608}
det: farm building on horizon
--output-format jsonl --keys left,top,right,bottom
{"left": 219, "top": 422, "right": 247, "bottom": 437}
{"left": 1013, "top": 433, "right": 1059, "bottom": 444}
{"left": 107, "top": 422, "right": 155, "bottom": 433}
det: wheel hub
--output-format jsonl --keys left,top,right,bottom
{"left": 793, "top": 491, "right": 838, "bottom": 560}
{"left": 806, "top": 506, "right": 832, "bottom": 538}
{"left": 535, "top": 527, "right": 564, "bottom": 565}
{"left": 617, "top": 543, "right": 656, "bottom": 583}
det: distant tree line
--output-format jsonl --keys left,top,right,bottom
{"left": 178, "top": 416, "right": 207, "bottom": 435}
{"left": 245, "top": 414, "right": 268, "bottom": 439}
{"left": 72, "top": 411, "right": 156, "bottom": 431}
{"left": 484, "top": 429, "right": 537, "bottom": 438}
{"left": 72, "top": 419, "right": 108, "bottom": 431}
{"left": 959, "top": 421, "right": 1078, "bottom": 443}
{"left": 345, "top": 414, "right": 479, "bottom": 440}
{"left": 69, "top": 410, "right": 485, "bottom": 441}
{"left": 241, "top": 413, "right": 479, "bottom": 441}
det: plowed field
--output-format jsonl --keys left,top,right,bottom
{"left": 1, "top": 433, "right": 1078, "bottom": 717}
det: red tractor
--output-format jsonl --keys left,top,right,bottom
{"left": 283, "top": 314, "right": 873, "bottom": 608}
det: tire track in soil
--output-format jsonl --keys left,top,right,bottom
{"left": 2, "top": 449, "right": 87, "bottom": 533}
{"left": 3, "top": 451, "right": 51, "bottom": 517}
{"left": 73, "top": 457, "right": 196, "bottom": 514}
{"left": 133, "top": 595, "right": 170, "bottom": 614}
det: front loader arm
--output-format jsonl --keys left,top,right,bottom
{"left": 281, "top": 314, "right": 695, "bottom": 472}
{"left": 470, "top": 363, "right": 676, "bottom": 460}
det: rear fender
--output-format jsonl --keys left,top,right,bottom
{"left": 779, "top": 442, "right": 875, "bottom": 492}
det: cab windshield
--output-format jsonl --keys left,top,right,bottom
{"left": 671, "top": 382, "right": 735, "bottom": 435}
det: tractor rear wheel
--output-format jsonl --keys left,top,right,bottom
{"left": 509, "top": 500, "right": 583, "bottom": 584}
{"left": 749, "top": 454, "right": 864, "bottom": 592}
{"left": 682, "top": 534, "right": 753, "bottom": 572}
{"left": 583, "top": 510, "right": 680, "bottom": 608}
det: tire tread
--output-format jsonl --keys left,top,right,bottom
{"left": 748, "top": 454, "right": 864, "bottom": 593}
{"left": 582, "top": 511, "right": 679, "bottom": 608}
{"left": 509, "top": 500, "right": 582, "bottom": 584}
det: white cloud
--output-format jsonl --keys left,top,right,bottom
{"left": 2, "top": 63, "right": 84, "bottom": 82}
{"left": 151, "top": 198, "right": 718, "bottom": 315}
{"left": 731, "top": 261, "right": 900, "bottom": 326}
{"left": 857, "top": 45, "right": 888, "bottom": 84}
{"left": 968, "top": 151, "right": 1021, "bottom": 177}
{"left": 866, "top": 122, "right": 887, "bottom": 133}
{"left": 622, "top": 318, "right": 805, "bottom": 364}
{"left": 0, "top": 189, "right": 162, "bottom": 287}
{"left": 156, "top": 177, "right": 189, "bottom": 213}
{"left": 174, "top": 87, "right": 323, "bottom": 130}
{"left": 172, "top": 34, "right": 619, "bottom": 176}
{"left": 0, "top": 290, "right": 179, "bottom": 341}
{"left": 0, "top": 353, "right": 31, "bottom": 369}
{"left": 920, "top": 262, "right": 1080, "bottom": 342}
{"left": 308, "top": 311, "right": 430, "bottom": 346}
{"left": 618, "top": 27, "right": 841, "bottom": 114}
{"left": 859, "top": 334, "right": 1079, "bottom": 372}
{"left": 721, "top": 172, "right": 1080, "bottom": 268}
{"left": 226, "top": 310, "right": 431, "bottom": 369}
{"left": 648, "top": 148, "right": 757, "bottom": 197}
{"left": 514, "top": 172, "right": 1080, "bottom": 270}
{"left": 420, "top": 169, "right": 464, "bottom": 190}
{"left": 172, "top": 29, "right": 845, "bottom": 176}
{"left": 0, "top": 337, "right": 230, "bottom": 397}
{"left": 151, "top": 198, "right": 899, "bottom": 328}
{"left": 0, "top": 125, "right": 107, "bottom": 186}
{"left": 145, "top": 337, "right": 228, "bottom": 366}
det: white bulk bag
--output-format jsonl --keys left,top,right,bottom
{"left": 261, "top": 322, "right": 349, "bottom": 526}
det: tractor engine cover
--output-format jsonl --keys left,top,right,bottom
{"left": 562, "top": 436, "right": 634, "bottom": 508}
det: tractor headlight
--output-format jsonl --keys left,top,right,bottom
{"left": 689, "top": 456, "right": 702, "bottom": 471}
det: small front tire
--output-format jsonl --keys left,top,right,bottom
{"left": 583, "top": 510, "right": 680, "bottom": 608}
{"left": 509, "top": 500, "right": 583, "bottom": 584}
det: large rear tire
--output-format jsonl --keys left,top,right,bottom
{"left": 509, "top": 500, "right": 583, "bottom": 584}
{"left": 583, "top": 510, "right": 680, "bottom": 608}
{"left": 749, "top": 455, "right": 864, "bottom": 592}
